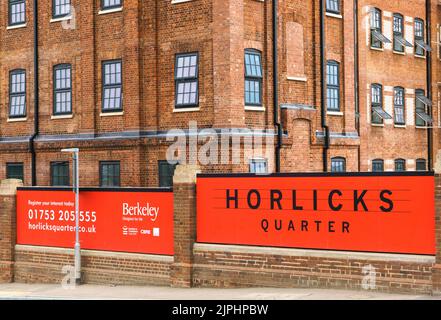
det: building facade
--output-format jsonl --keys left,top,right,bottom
{"left": 0, "top": 0, "right": 439, "bottom": 188}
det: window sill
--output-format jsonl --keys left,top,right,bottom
{"left": 98, "top": 7, "right": 123, "bottom": 15}
{"left": 370, "top": 47, "right": 384, "bottom": 52}
{"left": 416, "top": 126, "right": 428, "bottom": 129}
{"left": 326, "top": 12, "right": 342, "bottom": 19}
{"left": 394, "top": 124, "right": 406, "bottom": 128}
{"left": 327, "top": 111, "right": 343, "bottom": 116}
{"left": 171, "top": 0, "right": 193, "bottom": 4}
{"left": 371, "top": 123, "right": 384, "bottom": 127}
{"left": 287, "top": 75, "right": 307, "bottom": 82}
{"left": 7, "top": 117, "right": 27, "bottom": 122}
{"left": 245, "top": 106, "right": 266, "bottom": 112}
{"left": 393, "top": 50, "right": 406, "bottom": 55}
{"left": 100, "top": 111, "right": 124, "bottom": 117}
{"left": 173, "top": 107, "right": 200, "bottom": 113}
{"left": 51, "top": 114, "right": 73, "bottom": 120}
{"left": 415, "top": 54, "right": 426, "bottom": 59}
{"left": 7, "top": 23, "right": 27, "bottom": 30}
{"left": 50, "top": 15, "right": 73, "bottom": 23}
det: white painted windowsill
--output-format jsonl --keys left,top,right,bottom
{"left": 245, "top": 106, "right": 266, "bottom": 112}
{"left": 50, "top": 15, "right": 73, "bottom": 23}
{"left": 327, "top": 111, "right": 343, "bottom": 116}
{"left": 98, "top": 7, "right": 123, "bottom": 15}
{"left": 100, "top": 111, "right": 124, "bottom": 117}
{"left": 51, "top": 114, "right": 73, "bottom": 120}
{"left": 326, "top": 12, "right": 342, "bottom": 19}
{"left": 7, "top": 118, "right": 27, "bottom": 123}
{"left": 287, "top": 76, "right": 307, "bottom": 82}
{"left": 173, "top": 107, "right": 200, "bottom": 113}
{"left": 7, "top": 23, "right": 27, "bottom": 30}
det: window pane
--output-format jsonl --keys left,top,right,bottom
{"left": 54, "top": 65, "right": 72, "bottom": 114}
{"left": 9, "top": 0, "right": 26, "bottom": 25}
{"left": 6, "top": 163, "right": 24, "bottom": 181}
{"left": 331, "top": 158, "right": 346, "bottom": 173}
{"left": 372, "top": 160, "right": 384, "bottom": 172}
{"left": 51, "top": 162, "right": 69, "bottom": 186}
{"left": 100, "top": 162, "right": 120, "bottom": 187}
{"left": 158, "top": 161, "right": 176, "bottom": 188}
{"left": 175, "top": 53, "right": 199, "bottom": 108}
{"left": 9, "top": 70, "right": 26, "bottom": 117}
{"left": 102, "top": 60, "right": 122, "bottom": 111}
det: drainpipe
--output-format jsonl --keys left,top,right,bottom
{"left": 30, "top": 0, "right": 39, "bottom": 186}
{"left": 273, "top": 0, "right": 282, "bottom": 173}
{"left": 320, "top": 0, "right": 329, "bottom": 172}
{"left": 354, "top": 0, "right": 360, "bottom": 171}
{"left": 426, "top": 0, "right": 433, "bottom": 171}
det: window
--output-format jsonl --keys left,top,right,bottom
{"left": 175, "top": 53, "right": 199, "bottom": 108}
{"left": 326, "top": 0, "right": 340, "bottom": 14}
{"left": 100, "top": 161, "right": 120, "bottom": 187}
{"left": 414, "top": 18, "right": 431, "bottom": 56}
{"left": 244, "top": 49, "right": 263, "bottom": 106}
{"left": 158, "top": 161, "right": 177, "bottom": 188}
{"left": 416, "top": 159, "right": 427, "bottom": 171}
{"left": 327, "top": 60, "right": 340, "bottom": 111}
{"left": 370, "top": 8, "right": 390, "bottom": 49}
{"left": 53, "top": 64, "right": 72, "bottom": 115}
{"left": 9, "top": 0, "right": 26, "bottom": 26}
{"left": 371, "top": 84, "right": 391, "bottom": 124}
{"left": 394, "top": 159, "right": 406, "bottom": 172}
{"left": 394, "top": 87, "right": 405, "bottom": 125}
{"left": 372, "top": 159, "right": 384, "bottom": 172}
{"left": 102, "top": 60, "right": 122, "bottom": 112}
{"left": 6, "top": 163, "right": 24, "bottom": 181}
{"left": 415, "top": 89, "right": 433, "bottom": 127}
{"left": 102, "top": 0, "right": 122, "bottom": 10}
{"left": 392, "top": 14, "right": 412, "bottom": 52}
{"left": 53, "top": 0, "right": 71, "bottom": 18}
{"left": 9, "top": 69, "right": 26, "bottom": 118}
{"left": 331, "top": 157, "right": 346, "bottom": 173}
{"left": 51, "top": 162, "right": 69, "bottom": 186}
{"left": 250, "top": 159, "right": 268, "bottom": 174}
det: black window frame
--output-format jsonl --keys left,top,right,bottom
{"left": 6, "top": 162, "right": 24, "bottom": 181}
{"left": 331, "top": 157, "right": 346, "bottom": 173}
{"left": 414, "top": 18, "right": 425, "bottom": 57}
{"left": 8, "top": 0, "right": 26, "bottom": 26}
{"left": 174, "top": 52, "right": 199, "bottom": 109}
{"left": 244, "top": 49, "right": 263, "bottom": 107}
{"left": 53, "top": 63, "right": 72, "bottom": 116}
{"left": 416, "top": 159, "right": 427, "bottom": 171}
{"left": 370, "top": 8, "right": 383, "bottom": 49}
{"left": 249, "top": 158, "right": 268, "bottom": 174}
{"left": 101, "top": 59, "right": 123, "bottom": 113}
{"left": 394, "top": 159, "right": 406, "bottom": 172}
{"left": 9, "top": 69, "right": 26, "bottom": 119}
{"left": 50, "top": 161, "right": 70, "bottom": 186}
{"left": 393, "top": 13, "right": 405, "bottom": 53}
{"left": 372, "top": 159, "right": 384, "bottom": 172}
{"left": 158, "top": 160, "right": 177, "bottom": 188}
{"left": 99, "top": 161, "right": 121, "bottom": 187}
{"left": 52, "top": 0, "right": 71, "bottom": 19}
{"left": 393, "top": 86, "right": 405, "bottom": 125}
{"left": 326, "top": 0, "right": 340, "bottom": 14}
{"left": 326, "top": 60, "right": 340, "bottom": 111}
{"left": 415, "top": 89, "right": 427, "bottom": 127}
{"left": 371, "top": 83, "right": 383, "bottom": 125}
{"left": 101, "top": 0, "right": 122, "bottom": 10}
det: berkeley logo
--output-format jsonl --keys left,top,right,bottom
{"left": 122, "top": 203, "right": 160, "bottom": 222}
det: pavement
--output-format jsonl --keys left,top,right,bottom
{"left": 0, "top": 283, "right": 439, "bottom": 300}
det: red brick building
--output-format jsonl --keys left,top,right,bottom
{"left": 0, "top": 0, "right": 439, "bottom": 187}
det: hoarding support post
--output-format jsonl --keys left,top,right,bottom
{"left": 170, "top": 165, "right": 200, "bottom": 288}
{"left": 0, "top": 179, "right": 23, "bottom": 283}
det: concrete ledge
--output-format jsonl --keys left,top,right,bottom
{"left": 15, "top": 245, "right": 174, "bottom": 263}
{"left": 193, "top": 243, "right": 435, "bottom": 264}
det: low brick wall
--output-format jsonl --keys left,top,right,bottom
{"left": 193, "top": 244, "right": 435, "bottom": 295}
{"left": 14, "top": 245, "right": 173, "bottom": 286}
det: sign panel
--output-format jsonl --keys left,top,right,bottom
{"left": 197, "top": 173, "right": 435, "bottom": 255}
{"left": 17, "top": 188, "right": 174, "bottom": 255}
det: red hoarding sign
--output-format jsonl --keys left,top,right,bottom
{"left": 17, "top": 188, "right": 174, "bottom": 255}
{"left": 197, "top": 173, "right": 435, "bottom": 255}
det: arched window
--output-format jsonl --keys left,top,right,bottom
{"left": 393, "top": 87, "right": 405, "bottom": 125}
{"left": 331, "top": 157, "right": 346, "bottom": 173}
{"left": 394, "top": 159, "right": 406, "bottom": 172}
{"left": 244, "top": 49, "right": 263, "bottom": 106}
{"left": 372, "top": 159, "right": 384, "bottom": 172}
{"left": 326, "top": 60, "right": 340, "bottom": 111}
